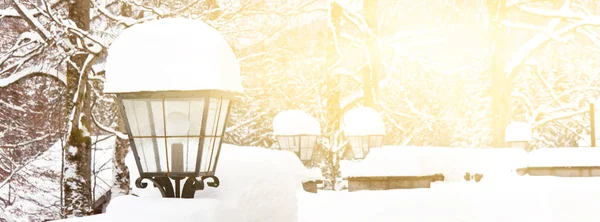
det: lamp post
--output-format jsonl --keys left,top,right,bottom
{"left": 272, "top": 110, "right": 320, "bottom": 164}
{"left": 505, "top": 122, "right": 532, "bottom": 151}
{"left": 103, "top": 18, "right": 243, "bottom": 198}
{"left": 343, "top": 107, "right": 385, "bottom": 159}
{"left": 273, "top": 110, "right": 322, "bottom": 193}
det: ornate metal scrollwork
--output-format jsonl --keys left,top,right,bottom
{"left": 135, "top": 175, "right": 220, "bottom": 198}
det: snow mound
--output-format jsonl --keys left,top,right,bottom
{"left": 104, "top": 18, "right": 243, "bottom": 93}
{"left": 130, "top": 144, "right": 307, "bottom": 222}
{"left": 505, "top": 122, "right": 532, "bottom": 142}
{"left": 528, "top": 148, "right": 600, "bottom": 167}
{"left": 54, "top": 196, "right": 220, "bottom": 222}
{"left": 273, "top": 110, "right": 320, "bottom": 135}
{"left": 343, "top": 107, "right": 385, "bottom": 136}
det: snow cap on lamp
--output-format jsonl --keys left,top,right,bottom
{"left": 342, "top": 107, "right": 385, "bottom": 136}
{"left": 505, "top": 122, "right": 532, "bottom": 142}
{"left": 104, "top": 17, "right": 243, "bottom": 93}
{"left": 273, "top": 110, "right": 321, "bottom": 136}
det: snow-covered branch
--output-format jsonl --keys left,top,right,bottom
{"left": 0, "top": 134, "right": 52, "bottom": 149}
{"left": 90, "top": 94, "right": 128, "bottom": 140}
{"left": 511, "top": 91, "right": 533, "bottom": 116}
{"left": 505, "top": 0, "right": 582, "bottom": 79}
{"left": 533, "top": 109, "right": 589, "bottom": 129}
{"left": 0, "top": 65, "right": 66, "bottom": 87}
{"left": 502, "top": 20, "right": 568, "bottom": 42}
{"left": 0, "top": 147, "right": 48, "bottom": 189}
{"left": 506, "top": 21, "right": 586, "bottom": 79}
{"left": 10, "top": 0, "right": 53, "bottom": 41}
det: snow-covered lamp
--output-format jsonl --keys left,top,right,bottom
{"left": 104, "top": 18, "right": 243, "bottom": 198}
{"left": 343, "top": 107, "right": 385, "bottom": 159}
{"left": 505, "top": 122, "right": 532, "bottom": 150}
{"left": 273, "top": 110, "right": 321, "bottom": 163}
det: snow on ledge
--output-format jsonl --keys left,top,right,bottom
{"left": 528, "top": 148, "right": 600, "bottom": 167}
{"left": 104, "top": 18, "right": 243, "bottom": 93}
{"left": 303, "top": 168, "right": 324, "bottom": 182}
{"left": 342, "top": 146, "right": 528, "bottom": 180}
{"left": 505, "top": 122, "right": 532, "bottom": 142}
{"left": 344, "top": 146, "right": 426, "bottom": 177}
{"left": 343, "top": 107, "right": 385, "bottom": 136}
{"left": 273, "top": 110, "right": 320, "bottom": 136}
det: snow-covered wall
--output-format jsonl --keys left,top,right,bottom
{"left": 528, "top": 148, "right": 600, "bottom": 167}
{"left": 128, "top": 144, "right": 314, "bottom": 222}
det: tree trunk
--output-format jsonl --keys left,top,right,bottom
{"left": 362, "top": 0, "right": 380, "bottom": 108}
{"left": 322, "top": 1, "right": 343, "bottom": 190}
{"left": 63, "top": 0, "right": 93, "bottom": 217}
{"left": 105, "top": 0, "right": 133, "bottom": 201}
{"left": 111, "top": 118, "right": 130, "bottom": 198}
{"left": 488, "top": 0, "right": 510, "bottom": 147}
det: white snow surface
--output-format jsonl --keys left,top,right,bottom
{"left": 528, "top": 147, "right": 600, "bottom": 167}
{"left": 304, "top": 168, "right": 324, "bottom": 182}
{"left": 55, "top": 176, "right": 600, "bottom": 222}
{"left": 342, "top": 107, "right": 385, "bottom": 136}
{"left": 272, "top": 110, "right": 320, "bottom": 135}
{"left": 299, "top": 177, "right": 600, "bottom": 222}
{"left": 128, "top": 144, "right": 315, "bottom": 222}
{"left": 505, "top": 122, "right": 532, "bottom": 142}
{"left": 104, "top": 18, "right": 243, "bottom": 93}
{"left": 344, "top": 146, "right": 529, "bottom": 181}
{"left": 54, "top": 195, "right": 219, "bottom": 222}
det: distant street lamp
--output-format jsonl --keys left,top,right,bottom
{"left": 343, "top": 107, "right": 385, "bottom": 159}
{"left": 103, "top": 18, "right": 243, "bottom": 198}
{"left": 272, "top": 110, "right": 321, "bottom": 164}
{"left": 505, "top": 122, "right": 532, "bottom": 151}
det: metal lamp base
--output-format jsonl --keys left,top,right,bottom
{"left": 135, "top": 176, "right": 220, "bottom": 198}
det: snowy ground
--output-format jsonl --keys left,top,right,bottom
{"left": 59, "top": 176, "right": 600, "bottom": 222}
{"left": 13, "top": 143, "right": 600, "bottom": 222}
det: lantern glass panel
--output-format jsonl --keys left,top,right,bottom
{"left": 122, "top": 97, "right": 209, "bottom": 175}
{"left": 166, "top": 138, "right": 200, "bottom": 173}
{"left": 123, "top": 99, "right": 167, "bottom": 173}
{"left": 300, "top": 136, "right": 317, "bottom": 161}
{"left": 205, "top": 98, "right": 229, "bottom": 136}
{"left": 348, "top": 135, "right": 384, "bottom": 159}
{"left": 132, "top": 138, "right": 164, "bottom": 172}
{"left": 197, "top": 97, "right": 230, "bottom": 175}
{"left": 276, "top": 135, "right": 317, "bottom": 161}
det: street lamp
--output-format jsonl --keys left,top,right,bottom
{"left": 343, "top": 107, "right": 385, "bottom": 159}
{"left": 103, "top": 18, "right": 243, "bottom": 198}
{"left": 505, "top": 122, "right": 532, "bottom": 151}
{"left": 272, "top": 110, "right": 321, "bottom": 164}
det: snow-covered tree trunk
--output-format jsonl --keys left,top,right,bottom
{"left": 63, "top": 0, "right": 94, "bottom": 217}
{"left": 488, "top": 0, "right": 510, "bottom": 147}
{"left": 111, "top": 119, "right": 130, "bottom": 198}
{"left": 321, "top": 1, "right": 343, "bottom": 190}
{"left": 362, "top": 0, "right": 379, "bottom": 108}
